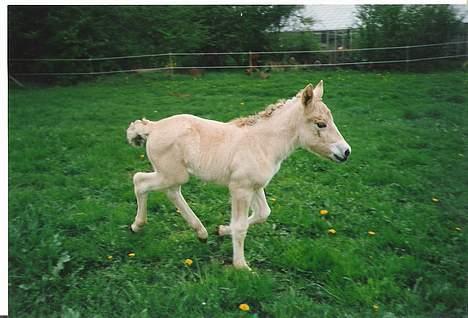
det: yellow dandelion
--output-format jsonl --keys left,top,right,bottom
{"left": 128, "top": 252, "right": 135, "bottom": 257}
{"left": 107, "top": 255, "right": 113, "bottom": 260}
{"left": 239, "top": 303, "right": 250, "bottom": 311}
{"left": 140, "top": 154, "right": 145, "bottom": 159}
{"left": 372, "top": 304, "right": 379, "bottom": 311}
{"left": 271, "top": 197, "right": 277, "bottom": 202}
{"left": 184, "top": 258, "right": 193, "bottom": 266}
{"left": 368, "top": 231, "right": 376, "bottom": 236}
{"left": 320, "top": 209, "right": 329, "bottom": 216}
{"left": 455, "top": 227, "right": 462, "bottom": 232}
{"left": 327, "top": 228, "right": 336, "bottom": 235}
{"left": 431, "top": 197, "right": 439, "bottom": 203}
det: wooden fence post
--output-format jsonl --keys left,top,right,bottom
{"left": 405, "top": 46, "right": 409, "bottom": 72}
{"left": 169, "top": 52, "right": 174, "bottom": 76}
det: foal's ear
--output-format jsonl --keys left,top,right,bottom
{"left": 314, "top": 80, "right": 324, "bottom": 100}
{"left": 301, "top": 84, "right": 314, "bottom": 107}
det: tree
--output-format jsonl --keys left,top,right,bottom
{"left": 8, "top": 5, "right": 302, "bottom": 75}
{"left": 356, "top": 5, "right": 462, "bottom": 66}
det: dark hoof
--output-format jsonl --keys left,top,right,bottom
{"left": 198, "top": 237, "right": 208, "bottom": 243}
{"left": 129, "top": 225, "right": 136, "bottom": 233}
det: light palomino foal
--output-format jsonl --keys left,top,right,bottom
{"left": 126, "top": 80, "right": 351, "bottom": 270}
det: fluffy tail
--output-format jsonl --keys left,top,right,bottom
{"left": 126, "top": 118, "right": 151, "bottom": 147}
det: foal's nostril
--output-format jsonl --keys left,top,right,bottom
{"left": 344, "top": 149, "right": 350, "bottom": 158}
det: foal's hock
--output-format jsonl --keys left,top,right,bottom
{"left": 126, "top": 80, "right": 351, "bottom": 270}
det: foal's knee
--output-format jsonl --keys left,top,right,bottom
{"left": 231, "top": 221, "right": 249, "bottom": 238}
{"left": 251, "top": 206, "right": 271, "bottom": 225}
{"left": 133, "top": 172, "right": 151, "bottom": 194}
{"left": 258, "top": 206, "right": 271, "bottom": 223}
{"left": 165, "top": 188, "right": 179, "bottom": 201}
{"left": 133, "top": 172, "right": 144, "bottom": 187}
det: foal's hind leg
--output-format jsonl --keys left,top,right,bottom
{"left": 131, "top": 171, "right": 175, "bottom": 232}
{"left": 166, "top": 186, "right": 208, "bottom": 241}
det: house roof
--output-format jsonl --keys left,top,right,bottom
{"left": 285, "top": 5, "right": 358, "bottom": 32}
{"left": 285, "top": 4, "right": 467, "bottom": 32}
{"left": 452, "top": 5, "right": 468, "bottom": 24}
{"left": 304, "top": 5, "right": 358, "bottom": 31}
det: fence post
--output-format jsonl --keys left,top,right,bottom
{"left": 168, "top": 52, "right": 174, "bottom": 76}
{"left": 333, "top": 30, "right": 337, "bottom": 64}
{"left": 465, "top": 32, "right": 468, "bottom": 57}
{"left": 405, "top": 46, "right": 409, "bottom": 72}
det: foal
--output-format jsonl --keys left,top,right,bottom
{"left": 126, "top": 81, "right": 351, "bottom": 270}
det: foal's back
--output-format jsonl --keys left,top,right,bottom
{"left": 146, "top": 114, "right": 243, "bottom": 184}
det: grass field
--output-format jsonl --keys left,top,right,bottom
{"left": 8, "top": 70, "right": 467, "bottom": 317}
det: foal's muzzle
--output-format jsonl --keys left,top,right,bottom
{"left": 330, "top": 142, "right": 351, "bottom": 163}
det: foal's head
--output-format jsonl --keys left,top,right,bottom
{"left": 297, "top": 80, "right": 351, "bottom": 163}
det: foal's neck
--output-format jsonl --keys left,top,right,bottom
{"left": 249, "top": 100, "right": 302, "bottom": 164}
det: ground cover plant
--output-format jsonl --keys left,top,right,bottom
{"left": 8, "top": 70, "right": 467, "bottom": 317}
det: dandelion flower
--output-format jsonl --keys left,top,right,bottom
{"left": 368, "top": 231, "right": 376, "bottom": 236}
{"left": 107, "top": 255, "right": 113, "bottom": 260}
{"left": 320, "top": 209, "right": 329, "bottom": 216}
{"left": 128, "top": 252, "right": 135, "bottom": 257}
{"left": 184, "top": 258, "right": 193, "bottom": 266}
{"left": 431, "top": 197, "right": 439, "bottom": 203}
{"left": 327, "top": 228, "right": 336, "bottom": 235}
{"left": 239, "top": 303, "right": 250, "bottom": 311}
{"left": 271, "top": 197, "right": 277, "bottom": 202}
{"left": 372, "top": 304, "right": 379, "bottom": 311}
{"left": 455, "top": 227, "right": 462, "bottom": 232}
{"left": 140, "top": 154, "right": 145, "bottom": 159}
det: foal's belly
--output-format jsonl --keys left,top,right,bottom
{"left": 183, "top": 147, "right": 233, "bottom": 185}
{"left": 186, "top": 164, "right": 231, "bottom": 186}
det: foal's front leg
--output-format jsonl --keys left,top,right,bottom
{"left": 218, "top": 188, "right": 270, "bottom": 236}
{"left": 229, "top": 186, "right": 254, "bottom": 270}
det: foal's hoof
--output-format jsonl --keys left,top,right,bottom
{"left": 217, "top": 225, "right": 231, "bottom": 236}
{"left": 130, "top": 223, "right": 143, "bottom": 233}
{"left": 196, "top": 228, "right": 208, "bottom": 242}
{"left": 233, "top": 263, "right": 252, "bottom": 271}
{"left": 197, "top": 233, "right": 208, "bottom": 243}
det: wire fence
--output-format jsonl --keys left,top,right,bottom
{"left": 9, "top": 40, "right": 468, "bottom": 77}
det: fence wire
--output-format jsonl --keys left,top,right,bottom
{"left": 9, "top": 40, "right": 468, "bottom": 62}
{"left": 9, "top": 41, "right": 468, "bottom": 76}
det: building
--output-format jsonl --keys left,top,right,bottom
{"left": 285, "top": 5, "right": 467, "bottom": 50}
{"left": 284, "top": 5, "right": 358, "bottom": 49}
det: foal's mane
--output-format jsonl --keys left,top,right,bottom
{"left": 230, "top": 93, "right": 300, "bottom": 127}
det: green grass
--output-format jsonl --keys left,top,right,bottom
{"left": 9, "top": 70, "right": 467, "bottom": 317}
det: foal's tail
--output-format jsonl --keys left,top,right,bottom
{"left": 126, "top": 118, "right": 151, "bottom": 147}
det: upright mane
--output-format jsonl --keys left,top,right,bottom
{"left": 230, "top": 93, "right": 301, "bottom": 127}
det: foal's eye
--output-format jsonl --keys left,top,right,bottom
{"left": 316, "top": 122, "right": 327, "bottom": 128}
